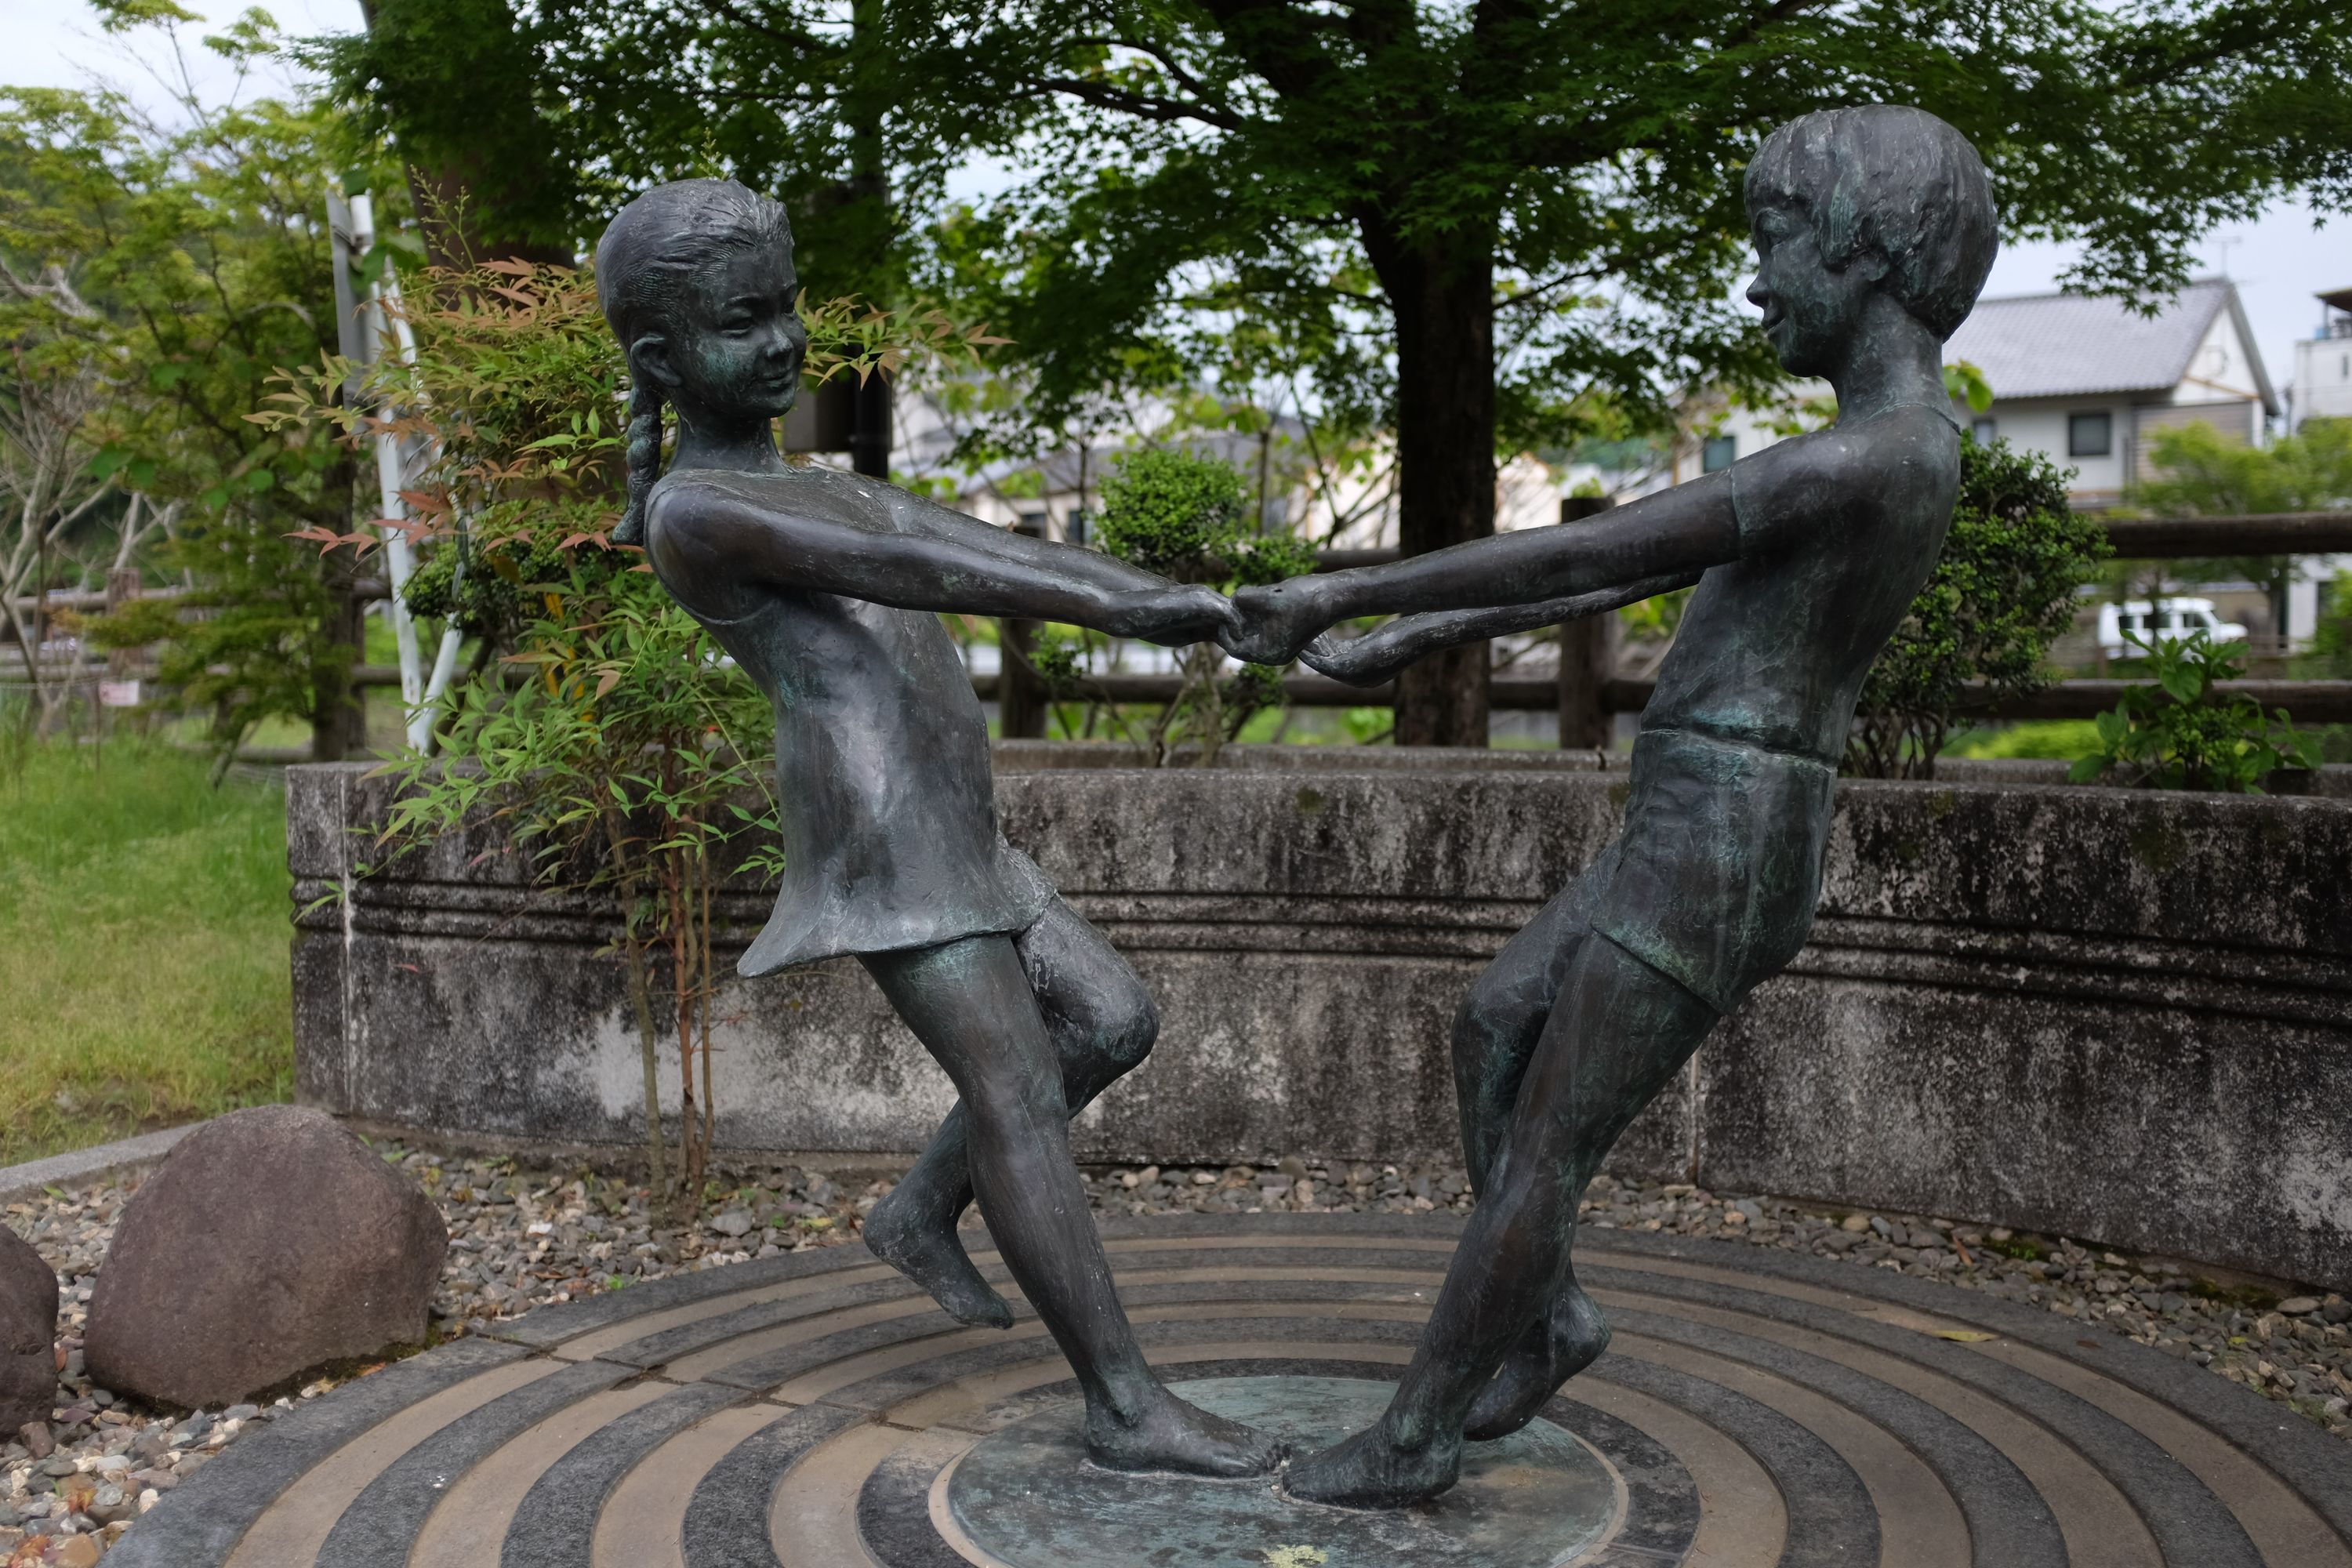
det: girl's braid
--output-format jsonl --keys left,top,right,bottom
{"left": 615, "top": 377, "right": 665, "bottom": 547}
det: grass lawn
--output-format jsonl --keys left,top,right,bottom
{"left": 1946, "top": 720, "right": 2107, "bottom": 761}
{"left": 0, "top": 739, "right": 294, "bottom": 1165}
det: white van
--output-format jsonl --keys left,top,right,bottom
{"left": 2096, "top": 598, "right": 2249, "bottom": 659}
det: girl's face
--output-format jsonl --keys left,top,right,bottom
{"left": 659, "top": 240, "right": 808, "bottom": 424}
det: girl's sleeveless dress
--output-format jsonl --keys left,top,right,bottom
{"left": 674, "top": 585, "right": 1054, "bottom": 977}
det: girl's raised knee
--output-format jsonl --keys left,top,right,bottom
{"left": 1102, "top": 991, "right": 1159, "bottom": 1071}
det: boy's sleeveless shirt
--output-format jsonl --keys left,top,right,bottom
{"left": 643, "top": 478, "right": 1054, "bottom": 976}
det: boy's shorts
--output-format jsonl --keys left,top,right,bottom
{"left": 1590, "top": 728, "right": 1836, "bottom": 1014}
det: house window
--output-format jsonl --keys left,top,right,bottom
{"left": 1065, "top": 506, "right": 1089, "bottom": 547}
{"left": 1701, "top": 435, "right": 1737, "bottom": 474}
{"left": 1014, "top": 507, "right": 1048, "bottom": 537}
{"left": 2067, "top": 412, "right": 2113, "bottom": 458}
{"left": 1970, "top": 417, "right": 1997, "bottom": 445}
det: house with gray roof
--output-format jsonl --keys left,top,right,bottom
{"left": 1941, "top": 278, "right": 2277, "bottom": 507}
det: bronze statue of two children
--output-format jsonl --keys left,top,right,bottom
{"left": 593, "top": 103, "right": 1999, "bottom": 1509}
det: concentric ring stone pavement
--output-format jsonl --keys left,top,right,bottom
{"left": 107, "top": 1214, "right": 2352, "bottom": 1568}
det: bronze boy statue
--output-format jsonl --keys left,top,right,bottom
{"left": 594, "top": 180, "right": 1283, "bottom": 1478}
{"left": 1226, "top": 105, "right": 1998, "bottom": 1507}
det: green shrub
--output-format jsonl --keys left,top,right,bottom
{"left": 2068, "top": 630, "right": 2316, "bottom": 792}
{"left": 1069, "top": 447, "right": 1313, "bottom": 764}
{"left": 1847, "top": 437, "right": 2108, "bottom": 779}
{"left": 1094, "top": 448, "right": 1315, "bottom": 586}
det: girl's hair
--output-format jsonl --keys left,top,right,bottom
{"left": 1744, "top": 106, "right": 1998, "bottom": 342}
{"left": 594, "top": 179, "right": 794, "bottom": 544}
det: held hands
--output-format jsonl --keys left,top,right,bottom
{"left": 1218, "top": 577, "right": 1337, "bottom": 666}
{"left": 1295, "top": 631, "right": 1396, "bottom": 688}
{"left": 1115, "top": 583, "right": 1240, "bottom": 648}
{"left": 1113, "top": 575, "right": 1345, "bottom": 663}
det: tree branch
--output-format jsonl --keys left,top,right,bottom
{"left": 1010, "top": 74, "right": 1247, "bottom": 130}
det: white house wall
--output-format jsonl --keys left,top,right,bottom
{"left": 2292, "top": 336, "right": 2352, "bottom": 430}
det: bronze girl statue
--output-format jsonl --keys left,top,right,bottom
{"left": 595, "top": 180, "right": 1280, "bottom": 1478}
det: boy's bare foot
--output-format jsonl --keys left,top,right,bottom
{"left": 1463, "top": 1284, "right": 1612, "bottom": 1441}
{"left": 1280, "top": 1418, "right": 1461, "bottom": 1508}
{"left": 1085, "top": 1391, "right": 1287, "bottom": 1478}
{"left": 862, "top": 1184, "right": 1013, "bottom": 1330}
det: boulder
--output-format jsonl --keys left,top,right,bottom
{"left": 0, "top": 1223, "right": 58, "bottom": 1432}
{"left": 85, "top": 1106, "right": 446, "bottom": 1408}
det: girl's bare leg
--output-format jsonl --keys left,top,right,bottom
{"left": 1285, "top": 935, "right": 1717, "bottom": 1508}
{"left": 862, "top": 931, "right": 1279, "bottom": 1476}
{"left": 864, "top": 902, "right": 1156, "bottom": 1327}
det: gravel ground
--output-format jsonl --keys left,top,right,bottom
{"left": 5, "top": 1147, "right": 2347, "bottom": 1563}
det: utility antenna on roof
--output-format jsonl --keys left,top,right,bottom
{"left": 2211, "top": 234, "right": 2242, "bottom": 278}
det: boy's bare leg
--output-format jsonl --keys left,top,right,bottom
{"left": 1286, "top": 935, "right": 1716, "bottom": 1507}
{"left": 864, "top": 904, "right": 1159, "bottom": 1327}
{"left": 865, "top": 931, "right": 1277, "bottom": 1475}
{"left": 1450, "top": 869, "right": 1621, "bottom": 1440}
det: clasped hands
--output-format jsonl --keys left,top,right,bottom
{"left": 1114, "top": 574, "right": 1388, "bottom": 684}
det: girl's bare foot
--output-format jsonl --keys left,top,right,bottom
{"left": 1463, "top": 1284, "right": 1611, "bottom": 1441}
{"left": 862, "top": 1183, "right": 1013, "bottom": 1330}
{"left": 1280, "top": 1417, "right": 1461, "bottom": 1508}
{"left": 1085, "top": 1390, "right": 1287, "bottom": 1477}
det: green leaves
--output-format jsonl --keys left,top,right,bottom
{"left": 1942, "top": 361, "right": 1994, "bottom": 416}
{"left": 1094, "top": 446, "right": 1305, "bottom": 589}
{"left": 2071, "top": 630, "right": 2318, "bottom": 793}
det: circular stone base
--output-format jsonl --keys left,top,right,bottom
{"left": 112, "top": 1215, "right": 2352, "bottom": 1568}
{"left": 938, "top": 1377, "right": 1617, "bottom": 1568}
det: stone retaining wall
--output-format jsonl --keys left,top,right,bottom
{"left": 287, "top": 745, "right": 2352, "bottom": 1290}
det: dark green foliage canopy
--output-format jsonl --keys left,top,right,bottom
{"left": 322, "top": 0, "right": 2352, "bottom": 441}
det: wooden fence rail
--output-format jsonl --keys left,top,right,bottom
{"left": 30, "top": 509, "right": 2352, "bottom": 731}
{"left": 13, "top": 508, "right": 2352, "bottom": 622}
{"left": 953, "top": 672, "right": 2352, "bottom": 726}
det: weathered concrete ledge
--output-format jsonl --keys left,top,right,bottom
{"left": 288, "top": 744, "right": 2352, "bottom": 1290}
{"left": 0, "top": 1123, "right": 203, "bottom": 1204}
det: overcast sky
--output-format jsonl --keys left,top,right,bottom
{"left": 10, "top": 0, "right": 2349, "bottom": 408}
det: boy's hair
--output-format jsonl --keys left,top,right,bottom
{"left": 1744, "top": 106, "right": 1997, "bottom": 341}
{"left": 593, "top": 179, "right": 795, "bottom": 544}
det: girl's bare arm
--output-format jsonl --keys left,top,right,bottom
{"left": 647, "top": 470, "right": 1231, "bottom": 644}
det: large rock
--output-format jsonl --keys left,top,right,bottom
{"left": 0, "top": 1223, "right": 58, "bottom": 1432}
{"left": 85, "top": 1106, "right": 446, "bottom": 1408}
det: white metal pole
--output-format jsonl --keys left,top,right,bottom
{"left": 336, "top": 191, "right": 428, "bottom": 736}
{"left": 379, "top": 295, "right": 469, "bottom": 742}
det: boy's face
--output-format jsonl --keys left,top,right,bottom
{"left": 662, "top": 241, "right": 808, "bottom": 423}
{"left": 1745, "top": 199, "right": 1879, "bottom": 378}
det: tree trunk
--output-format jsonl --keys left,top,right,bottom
{"left": 357, "top": 0, "right": 577, "bottom": 269}
{"left": 1382, "top": 239, "right": 1496, "bottom": 747}
{"left": 310, "top": 564, "right": 368, "bottom": 762}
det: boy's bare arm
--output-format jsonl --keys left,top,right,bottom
{"left": 1299, "top": 572, "right": 1703, "bottom": 688}
{"left": 648, "top": 473, "right": 1232, "bottom": 645}
{"left": 1229, "top": 470, "right": 1741, "bottom": 664}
